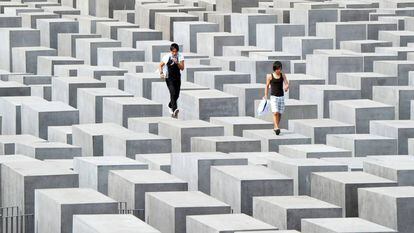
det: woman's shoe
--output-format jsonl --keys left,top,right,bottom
{"left": 276, "top": 128, "right": 281, "bottom": 135}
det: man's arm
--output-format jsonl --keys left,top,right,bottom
{"left": 178, "top": 60, "right": 185, "bottom": 71}
{"left": 159, "top": 61, "right": 165, "bottom": 74}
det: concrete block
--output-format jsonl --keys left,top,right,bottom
{"left": 194, "top": 71, "right": 251, "bottom": 91}
{"left": 20, "top": 12, "right": 60, "bottom": 29}
{"left": 279, "top": 144, "right": 352, "bottom": 159}
{"left": 290, "top": 9, "right": 338, "bottom": 36}
{"left": 375, "top": 86, "right": 414, "bottom": 120}
{"left": 209, "top": 116, "right": 273, "bottom": 136}
{"left": 174, "top": 21, "right": 219, "bottom": 53}
{"left": 38, "top": 18, "right": 79, "bottom": 49}
{"left": 231, "top": 13, "right": 277, "bottom": 46}
{"left": 0, "top": 96, "right": 47, "bottom": 135}
{"left": 186, "top": 214, "right": 277, "bottom": 233}
{"left": 223, "top": 83, "right": 264, "bottom": 117}
{"left": 78, "top": 65, "right": 128, "bottom": 80}
{"left": 48, "top": 126, "right": 73, "bottom": 144}
{"left": 336, "top": 72, "right": 397, "bottom": 99}
{"left": 301, "top": 218, "right": 397, "bottom": 233}
{"left": 370, "top": 120, "right": 414, "bottom": 155}
{"left": 37, "top": 56, "right": 84, "bottom": 76}
{"left": 311, "top": 171, "right": 397, "bottom": 217}
{"left": 113, "top": 10, "right": 135, "bottom": 23}
{"left": 243, "top": 129, "right": 312, "bottom": 152}
{"left": 0, "top": 134, "right": 44, "bottom": 155}
{"left": 21, "top": 101, "right": 79, "bottom": 139}
{"left": 256, "top": 24, "right": 305, "bottom": 51}
{"left": 128, "top": 117, "right": 179, "bottom": 135}
{"left": 197, "top": 32, "right": 244, "bottom": 56}
{"left": 96, "top": 21, "right": 139, "bottom": 39}
{"left": 363, "top": 159, "right": 414, "bottom": 186}
{"left": 326, "top": 134, "right": 398, "bottom": 157}
{"left": 179, "top": 90, "right": 239, "bottom": 121}
{"left": 233, "top": 59, "right": 274, "bottom": 83}
{"left": 57, "top": 33, "right": 101, "bottom": 57}
{"left": 73, "top": 156, "right": 147, "bottom": 194}
{"left": 158, "top": 120, "right": 224, "bottom": 152}
{"left": 145, "top": 191, "right": 231, "bottom": 233}
{"left": 182, "top": 64, "right": 222, "bottom": 82}
{"left": 15, "top": 141, "right": 81, "bottom": 160}
{"left": 108, "top": 169, "right": 187, "bottom": 217}
{"left": 283, "top": 36, "right": 334, "bottom": 59}
{"left": 12, "top": 47, "right": 56, "bottom": 74}
{"left": 124, "top": 73, "right": 165, "bottom": 100}
{"left": 76, "top": 15, "right": 117, "bottom": 34}
{"left": 316, "top": 22, "right": 367, "bottom": 49}
{"left": 227, "top": 152, "right": 285, "bottom": 167}
{"left": 77, "top": 88, "right": 133, "bottom": 124}
{"left": 0, "top": 27, "right": 40, "bottom": 71}
{"left": 136, "top": 40, "right": 183, "bottom": 62}
{"left": 76, "top": 38, "right": 121, "bottom": 65}
{"left": 268, "top": 157, "right": 348, "bottom": 195}
{"left": 211, "top": 165, "right": 293, "bottom": 215}
{"left": 300, "top": 85, "right": 361, "bottom": 118}
{"left": 379, "top": 30, "right": 414, "bottom": 47}
{"left": 102, "top": 97, "right": 162, "bottom": 127}
{"left": 289, "top": 119, "right": 355, "bottom": 144}
{"left": 155, "top": 12, "right": 198, "bottom": 41}
{"left": 73, "top": 214, "right": 161, "bottom": 233}
{"left": 330, "top": 99, "right": 395, "bottom": 133}
{"left": 118, "top": 28, "right": 162, "bottom": 48}
{"left": 136, "top": 153, "right": 171, "bottom": 173}
{"left": 358, "top": 186, "right": 414, "bottom": 233}
{"left": 340, "top": 40, "right": 393, "bottom": 53}
{"left": 284, "top": 74, "right": 325, "bottom": 100}
{"left": 223, "top": 46, "right": 271, "bottom": 57}
{"left": 35, "top": 188, "right": 118, "bottom": 233}
{"left": 2, "top": 160, "right": 78, "bottom": 217}
{"left": 374, "top": 59, "right": 414, "bottom": 84}
{"left": 216, "top": 0, "right": 272, "bottom": 13}
{"left": 191, "top": 136, "right": 261, "bottom": 153}
{"left": 253, "top": 196, "right": 342, "bottom": 231}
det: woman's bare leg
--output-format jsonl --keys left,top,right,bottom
{"left": 276, "top": 113, "right": 282, "bottom": 129}
{"left": 272, "top": 113, "right": 278, "bottom": 129}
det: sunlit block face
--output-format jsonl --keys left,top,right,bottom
{"left": 171, "top": 48, "right": 178, "bottom": 56}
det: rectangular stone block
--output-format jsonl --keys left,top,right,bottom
{"left": 145, "top": 191, "right": 231, "bottom": 233}
{"left": 373, "top": 60, "right": 414, "bottom": 85}
{"left": 191, "top": 136, "right": 262, "bottom": 153}
{"left": 170, "top": 152, "right": 247, "bottom": 194}
{"left": 96, "top": 21, "right": 139, "bottom": 39}
{"left": 124, "top": 73, "right": 165, "bottom": 100}
{"left": 77, "top": 88, "right": 133, "bottom": 124}
{"left": 57, "top": 33, "right": 101, "bottom": 57}
{"left": 48, "top": 126, "right": 73, "bottom": 144}
{"left": 223, "top": 83, "right": 264, "bottom": 117}
{"left": 330, "top": 99, "right": 395, "bottom": 133}
{"left": 211, "top": 165, "right": 293, "bottom": 215}
{"left": 102, "top": 97, "right": 162, "bottom": 127}
{"left": 358, "top": 186, "right": 414, "bottom": 233}
{"left": 197, "top": 32, "right": 244, "bottom": 56}
{"left": 20, "top": 12, "right": 60, "bottom": 29}
{"left": 253, "top": 196, "right": 342, "bottom": 231}
{"left": 326, "top": 134, "right": 398, "bottom": 157}
{"left": 256, "top": 23, "right": 305, "bottom": 51}
{"left": 158, "top": 120, "right": 224, "bottom": 152}
{"left": 76, "top": 38, "right": 121, "bottom": 65}
{"left": 179, "top": 90, "right": 239, "bottom": 121}
{"left": 118, "top": 28, "right": 163, "bottom": 48}
{"left": 231, "top": 13, "right": 277, "bottom": 46}
{"left": 370, "top": 120, "right": 414, "bottom": 155}
{"left": 38, "top": 18, "right": 79, "bottom": 49}
{"left": 186, "top": 213, "right": 277, "bottom": 233}
{"left": 37, "top": 56, "right": 84, "bottom": 76}
{"left": 74, "top": 156, "right": 147, "bottom": 195}
{"left": 283, "top": 36, "right": 334, "bottom": 59}
{"left": 209, "top": 116, "right": 272, "bottom": 136}
{"left": 311, "top": 171, "right": 397, "bottom": 217}
{"left": 12, "top": 46, "right": 57, "bottom": 74}
{"left": 136, "top": 153, "right": 171, "bottom": 173}
{"left": 15, "top": 141, "right": 81, "bottom": 160}
{"left": 316, "top": 22, "right": 367, "bottom": 49}
{"left": 279, "top": 144, "right": 352, "bottom": 159}
{"left": 21, "top": 101, "right": 79, "bottom": 139}
{"left": 194, "top": 71, "right": 251, "bottom": 91}
{"left": 136, "top": 40, "right": 183, "bottom": 62}
{"left": 155, "top": 12, "right": 198, "bottom": 41}
{"left": 363, "top": 158, "right": 414, "bottom": 186}
{"left": 73, "top": 214, "right": 161, "bottom": 233}
{"left": 290, "top": 8, "right": 338, "bottom": 36}
{"left": 108, "top": 169, "right": 187, "bottom": 217}
{"left": 78, "top": 65, "right": 128, "bottom": 80}
{"left": 268, "top": 157, "right": 348, "bottom": 195}
{"left": 174, "top": 21, "right": 219, "bottom": 53}
{"left": 128, "top": 117, "right": 179, "bottom": 135}
{"left": 301, "top": 218, "right": 396, "bottom": 233}
{"left": 35, "top": 188, "right": 118, "bottom": 233}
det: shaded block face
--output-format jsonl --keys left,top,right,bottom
{"left": 253, "top": 196, "right": 342, "bottom": 231}
{"left": 363, "top": 159, "right": 414, "bottom": 186}
{"left": 358, "top": 186, "right": 414, "bottom": 233}
{"left": 310, "top": 172, "right": 397, "bottom": 217}
{"left": 268, "top": 158, "right": 348, "bottom": 195}
{"left": 223, "top": 84, "right": 265, "bottom": 117}
{"left": 38, "top": 18, "right": 79, "bottom": 49}
{"left": 170, "top": 152, "right": 248, "bottom": 194}
{"left": 210, "top": 165, "right": 293, "bottom": 215}
{"left": 145, "top": 191, "right": 231, "bottom": 233}
{"left": 278, "top": 144, "right": 352, "bottom": 159}
{"left": 186, "top": 214, "right": 277, "bottom": 233}
{"left": 35, "top": 188, "right": 118, "bottom": 233}
{"left": 73, "top": 157, "right": 148, "bottom": 195}
{"left": 107, "top": 170, "right": 188, "bottom": 218}
{"left": 301, "top": 218, "right": 397, "bottom": 233}
{"left": 194, "top": 71, "right": 251, "bottom": 91}
{"left": 173, "top": 21, "right": 219, "bottom": 53}
{"left": 369, "top": 120, "right": 414, "bottom": 155}
{"left": 197, "top": 32, "right": 245, "bottom": 56}
{"left": 15, "top": 141, "right": 81, "bottom": 160}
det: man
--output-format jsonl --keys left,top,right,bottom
{"left": 159, "top": 43, "right": 185, "bottom": 118}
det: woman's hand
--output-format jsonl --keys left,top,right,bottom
{"left": 284, "top": 84, "right": 289, "bottom": 92}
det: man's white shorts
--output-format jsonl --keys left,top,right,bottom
{"left": 270, "top": 95, "right": 285, "bottom": 114}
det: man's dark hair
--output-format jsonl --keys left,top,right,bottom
{"left": 273, "top": 61, "right": 282, "bottom": 71}
{"left": 170, "top": 43, "right": 179, "bottom": 51}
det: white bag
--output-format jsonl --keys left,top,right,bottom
{"left": 257, "top": 98, "right": 270, "bottom": 116}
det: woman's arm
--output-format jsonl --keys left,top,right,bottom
{"left": 264, "top": 74, "right": 271, "bottom": 99}
{"left": 283, "top": 73, "right": 289, "bottom": 92}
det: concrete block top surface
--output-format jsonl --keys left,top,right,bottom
{"left": 73, "top": 214, "right": 160, "bottom": 233}
{"left": 244, "top": 129, "right": 310, "bottom": 139}
{"left": 270, "top": 157, "right": 348, "bottom": 167}
{"left": 0, "top": 134, "right": 44, "bottom": 144}
{"left": 210, "top": 116, "right": 272, "bottom": 125}
{"left": 327, "top": 134, "right": 396, "bottom": 140}
{"left": 195, "top": 136, "right": 260, "bottom": 142}
{"left": 359, "top": 186, "right": 414, "bottom": 198}
{"left": 302, "top": 218, "right": 397, "bottom": 232}
{"left": 104, "top": 97, "right": 159, "bottom": 105}
{"left": 183, "top": 89, "right": 237, "bottom": 98}
{"left": 212, "top": 165, "right": 291, "bottom": 181}
{"left": 280, "top": 144, "right": 350, "bottom": 153}
{"left": 254, "top": 195, "right": 341, "bottom": 209}
{"left": 161, "top": 119, "right": 223, "bottom": 128}
{"left": 2, "top": 160, "right": 76, "bottom": 176}
{"left": 147, "top": 191, "right": 230, "bottom": 207}
{"left": 291, "top": 119, "right": 355, "bottom": 127}
{"left": 17, "top": 141, "right": 78, "bottom": 149}
{"left": 72, "top": 123, "right": 122, "bottom": 134}
{"left": 74, "top": 156, "right": 147, "bottom": 166}
{"left": 109, "top": 170, "right": 185, "bottom": 184}
{"left": 312, "top": 171, "right": 397, "bottom": 184}
{"left": 371, "top": 120, "right": 414, "bottom": 128}
{"left": 36, "top": 188, "right": 117, "bottom": 204}
{"left": 22, "top": 101, "right": 77, "bottom": 112}
{"left": 331, "top": 99, "right": 393, "bottom": 108}
{"left": 0, "top": 154, "right": 38, "bottom": 163}
{"left": 187, "top": 213, "right": 277, "bottom": 231}
{"left": 364, "top": 159, "right": 414, "bottom": 170}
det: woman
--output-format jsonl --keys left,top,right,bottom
{"left": 264, "top": 61, "right": 289, "bottom": 135}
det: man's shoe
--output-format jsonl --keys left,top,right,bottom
{"left": 173, "top": 109, "right": 179, "bottom": 118}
